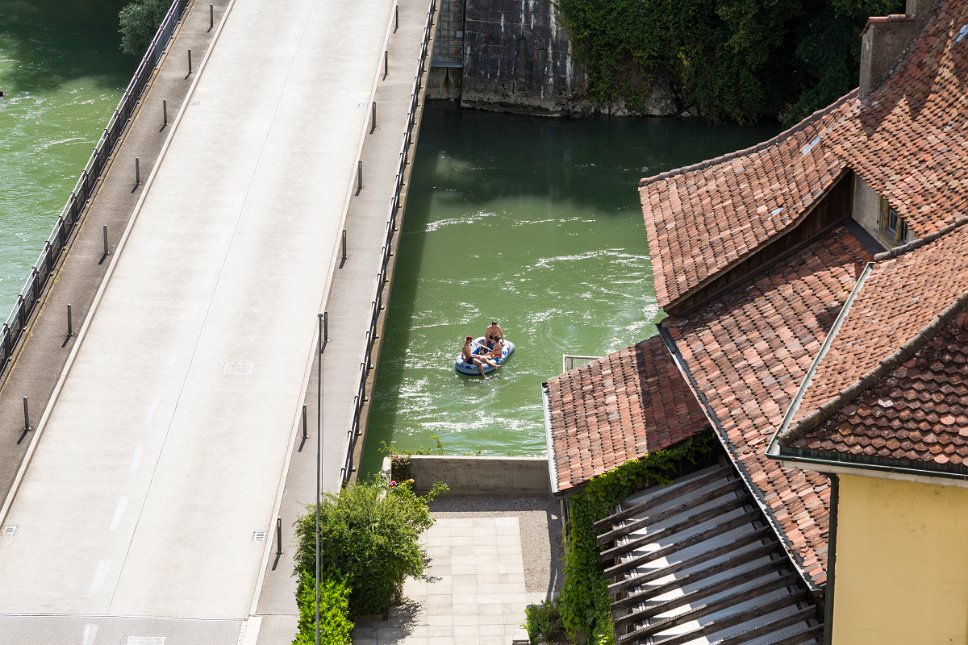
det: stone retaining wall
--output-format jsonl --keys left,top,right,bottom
{"left": 404, "top": 455, "right": 551, "bottom": 496}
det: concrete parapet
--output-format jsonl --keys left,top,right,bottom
{"left": 407, "top": 455, "right": 551, "bottom": 496}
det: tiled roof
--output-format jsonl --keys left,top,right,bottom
{"left": 639, "top": 95, "right": 856, "bottom": 310}
{"left": 790, "top": 316, "right": 967, "bottom": 472}
{"left": 543, "top": 336, "right": 709, "bottom": 494}
{"left": 640, "top": 0, "right": 968, "bottom": 312}
{"left": 827, "top": 0, "right": 968, "bottom": 238}
{"left": 776, "top": 221, "right": 968, "bottom": 473}
{"left": 663, "top": 226, "right": 874, "bottom": 588}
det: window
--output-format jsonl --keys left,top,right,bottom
{"left": 879, "top": 197, "right": 907, "bottom": 244}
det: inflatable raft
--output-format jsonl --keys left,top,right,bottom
{"left": 456, "top": 337, "right": 515, "bottom": 375}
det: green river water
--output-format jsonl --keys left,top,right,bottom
{"left": 359, "top": 104, "right": 777, "bottom": 475}
{"left": 0, "top": 0, "right": 131, "bottom": 314}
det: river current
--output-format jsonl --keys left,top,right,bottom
{"left": 359, "top": 103, "right": 777, "bottom": 474}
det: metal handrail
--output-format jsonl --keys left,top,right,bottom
{"left": 0, "top": 0, "right": 190, "bottom": 374}
{"left": 340, "top": 0, "right": 437, "bottom": 485}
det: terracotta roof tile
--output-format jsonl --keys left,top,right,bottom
{"left": 828, "top": 0, "right": 968, "bottom": 237}
{"left": 639, "top": 97, "right": 855, "bottom": 309}
{"left": 785, "top": 222, "right": 968, "bottom": 433}
{"left": 544, "top": 336, "right": 709, "bottom": 494}
{"left": 778, "top": 222, "right": 968, "bottom": 472}
{"left": 663, "top": 226, "right": 873, "bottom": 588}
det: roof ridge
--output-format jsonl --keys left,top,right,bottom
{"left": 638, "top": 90, "right": 858, "bottom": 189}
{"left": 780, "top": 288, "right": 968, "bottom": 446}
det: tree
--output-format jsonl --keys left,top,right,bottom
{"left": 119, "top": 0, "right": 171, "bottom": 56}
{"left": 293, "top": 478, "right": 447, "bottom": 616}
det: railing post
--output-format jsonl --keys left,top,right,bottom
{"left": 2, "top": 324, "right": 10, "bottom": 363}
{"left": 323, "top": 311, "right": 329, "bottom": 348}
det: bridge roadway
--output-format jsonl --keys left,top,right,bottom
{"left": 0, "top": 0, "right": 429, "bottom": 641}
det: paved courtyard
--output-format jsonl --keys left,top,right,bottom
{"left": 354, "top": 516, "right": 540, "bottom": 644}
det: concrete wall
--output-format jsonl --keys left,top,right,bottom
{"left": 831, "top": 475, "right": 968, "bottom": 645}
{"left": 407, "top": 455, "right": 551, "bottom": 496}
{"left": 460, "top": 0, "right": 585, "bottom": 114}
{"left": 850, "top": 176, "right": 889, "bottom": 249}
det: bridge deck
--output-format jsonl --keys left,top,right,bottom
{"left": 0, "top": 0, "right": 420, "bottom": 641}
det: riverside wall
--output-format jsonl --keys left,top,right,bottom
{"left": 429, "top": 0, "right": 678, "bottom": 116}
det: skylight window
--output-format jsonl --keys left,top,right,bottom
{"left": 801, "top": 135, "right": 821, "bottom": 156}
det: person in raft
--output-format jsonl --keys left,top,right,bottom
{"left": 462, "top": 335, "right": 498, "bottom": 377}
{"left": 485, "top": 320, "right": 504, "bottom": 349}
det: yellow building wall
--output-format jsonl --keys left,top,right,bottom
{"left": 833, "top": 474, "right": 968, "bottom": 645}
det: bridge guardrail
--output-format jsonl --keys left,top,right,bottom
{"left": 340, "top": 0, "right": 437, "bottom": 486}
{"left": 0, "top": 0, "right": 189, "bottom": 375}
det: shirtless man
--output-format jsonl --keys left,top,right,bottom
{"left": 462, "top": 335, "right": 489, "bottom": 377}
{"left": 485, "top": 320, "right": 504, "bottom": 349}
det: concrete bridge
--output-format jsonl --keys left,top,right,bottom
{"left": 0, "top": 0, "right": 435, "bottom": 642}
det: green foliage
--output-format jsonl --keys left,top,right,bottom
{"left": 294, "top": 478, "right": 448, "bottom": 616}
{"left": 293, "top": 573, "right": 354, "bottom": 645}
{"left": 556, "top": 0, "right": 903, "bottom": 123}
{"left": 118, "top": 0, "right": 170, "bottom": 56}
{"left": 557, "top": 435, "right": 714, "bottom": 643}
{"left": 525, "top": 599, "right": 567, "bottom": 643}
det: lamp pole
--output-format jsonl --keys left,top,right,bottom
{"left": 315, "top": 312, "right": 323, "bottom": 645}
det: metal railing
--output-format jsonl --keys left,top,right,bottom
{"left": 0, "top": 0, "right": 189, "bottom": 377}
{"left": 340, "top": 0, "right": 437, "bottom": 485}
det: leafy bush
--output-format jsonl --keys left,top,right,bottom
{"left": 294, "top": 478, "right": 448, "bottom": 616}
{"left": 525, "top": 599, "right": 567, "bottom": 644}
{"left": 118, "top": 0, "right": 171, "bottom": 56}
{"left": 556, "top": 0, "right": 903, "bottom": 123}
{"left": 293, "top": 572, "right": 354, "bottom": 645}
{"left": 557, "top": 435, "right": 714, "bottom": 643}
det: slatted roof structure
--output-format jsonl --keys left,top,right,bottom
{"left": 598, "top": 464, "right": 823, "bottom": 645}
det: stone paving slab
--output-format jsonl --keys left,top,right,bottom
{"left": 353, "top": 517, "right": 531, "bottom": 644}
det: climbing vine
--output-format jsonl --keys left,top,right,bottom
{"left": 555, "top": 0, "right": 903, "bottom": 123}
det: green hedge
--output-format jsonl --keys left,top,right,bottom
{"left": 558, "top": 435, "right": 715, "bottom": 643}
{"left": 293, "top": 573, "right": 354, "bottom": 645}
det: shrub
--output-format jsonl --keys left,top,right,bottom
{"left": 557, "top": 435, "right": 714, "bottom": 644}
{"left": 293, "top": 572, "right": 354, "bottom": 645}
{"left": 525, "top": 599, "right": 567, "bottom": 644}
{"left": 118, "top": 0, "right": 171, "bottom": 56}
{"left": 294, "top": 477, "right": 448, "bottom": 616}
